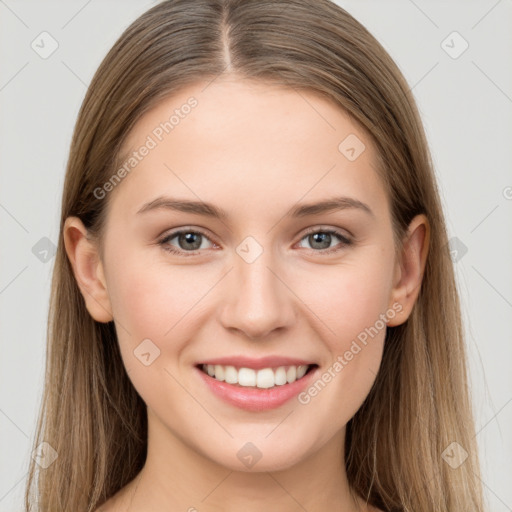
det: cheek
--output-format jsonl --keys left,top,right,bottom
{"left": 106, "top": 257, "right": 204, "bottom": 406}
{"left": 299, "top": 256, "right": 393, "bottom": 345}
{"left": 293, "top": 250, "right": 393, "bottom": 405}
{"left": 106, "top": 251, "right": 209, "bottom": 359}
{"left": 105, "top": 253, "right": 235, "bottom": 414}
{"left": 294, "top": 266, "right": 389, "bottom": 421}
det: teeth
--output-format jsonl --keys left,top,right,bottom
{"left": 239, "top": 367, "right": 256, "bottom": 386}
{"left": 202, "top": 364, "right": 311, "bottom": 388}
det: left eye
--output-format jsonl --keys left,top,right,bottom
{"left": 296, "top": 229, "right": 352, "bottom": 254}
{"left": 158, "top": 228, "right": 351, "bottom": 256}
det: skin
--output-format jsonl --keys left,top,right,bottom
{"left": 64, "top": 77, "right": 429, "bottom": 512}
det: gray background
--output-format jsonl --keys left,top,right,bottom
{"left": 1, "top": 0, "right": 511, "bottom": 510}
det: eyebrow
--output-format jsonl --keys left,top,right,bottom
{"left": 136, "top": 195, "right": 374, "bottom": 219}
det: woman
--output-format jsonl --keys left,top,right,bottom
{"left": 24, "top": 1, "right": 485, "bottom": 511}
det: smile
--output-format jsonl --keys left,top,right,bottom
{"left": 195, "top": 361, "right": 319, "bottom": 412}
{"left": 199, "top": 363, "right": 313, "bottom": 388}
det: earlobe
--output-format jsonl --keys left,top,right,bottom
{"left": 387, "top": 214, "right": 430, "bottom": 327}
{"left": 63, "top": 216, "right": 113, "bottom": 323}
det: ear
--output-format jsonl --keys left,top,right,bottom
{"left": 63, "top": 216, "right": 113, "bottom": 323}
{"left": 387, "top": 214, "right": 430, "bottom": 327}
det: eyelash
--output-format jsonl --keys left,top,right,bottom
{"left": 157, "top": 227, "right": 352, "bottom": 257}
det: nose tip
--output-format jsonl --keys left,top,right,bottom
{"left": 219, "top": 259, "right": 296, "bottom": 341}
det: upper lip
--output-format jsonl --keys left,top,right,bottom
{"left": 196, "top": 356, "right": 316, "bottom": 370}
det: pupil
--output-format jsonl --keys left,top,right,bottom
{"left": 180, "top": 232, "right": 201, "bottom": 250}
{"left": 311, "top": 232, "right": 330, "bottom": 249}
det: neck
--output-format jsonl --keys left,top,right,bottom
{"left": 121, "top": 408, "right": 368, "bottom": 512}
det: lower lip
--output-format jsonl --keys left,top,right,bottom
{"left": 195, "top": 365, "right": 319, "bottom": 412}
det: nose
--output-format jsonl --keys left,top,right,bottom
{"left": 219, "top": 251, "right": 296, "bottom": 340}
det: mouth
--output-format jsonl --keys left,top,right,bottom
{"left": 194, "top": 361, "right": 320, "bottom": 412}
{"left": 196, "top": 363, "right": 318, "bottom": 389}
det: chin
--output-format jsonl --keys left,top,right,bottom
{"left": 202, "top": 437, "right": 314, "bottom": 473}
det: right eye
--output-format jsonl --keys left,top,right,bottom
{"left": 158, "top": 228, "right": 217, "bottom": 256}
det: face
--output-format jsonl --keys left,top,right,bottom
{"left": 80, "top": 77, "right": 407, "bottom": 472}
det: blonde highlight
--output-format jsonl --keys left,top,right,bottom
{"left": 25, "top": 1, "right": 485, "bottom": 511}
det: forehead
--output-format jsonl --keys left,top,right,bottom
{"left": 107, "top": 77, "right": 388, "bottom": 222}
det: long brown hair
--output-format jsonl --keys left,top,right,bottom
{"left": 24, "top": 1, "right": 485, "bottom": 510}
